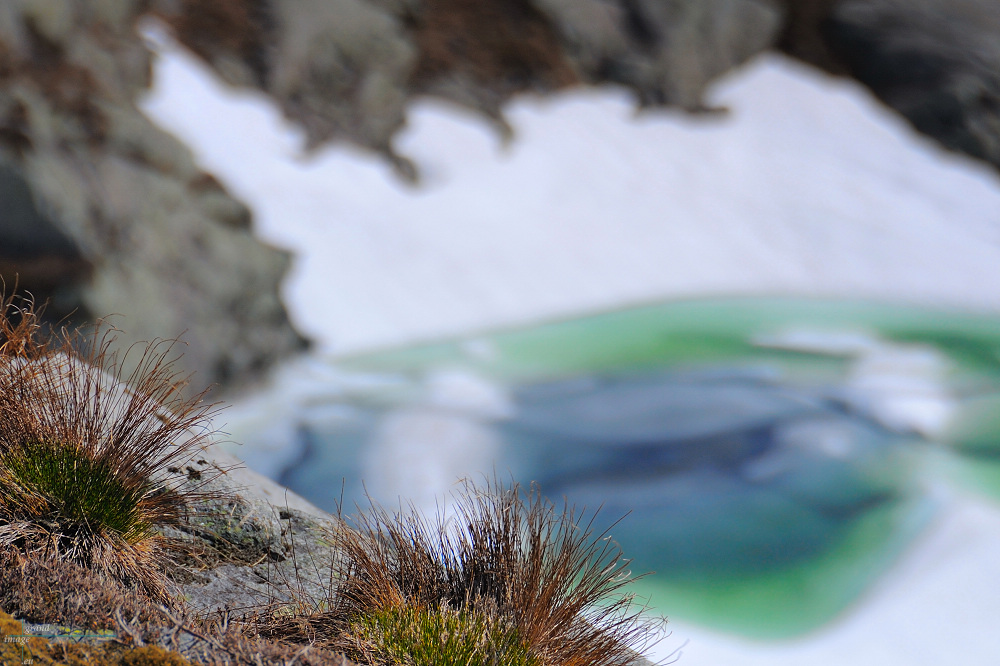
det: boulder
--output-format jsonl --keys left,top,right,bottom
{"left": 0, "top": 0, "right": 306, "bottom": 393}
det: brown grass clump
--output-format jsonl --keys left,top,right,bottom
{"left": 0, "top": 550, "right": 163, "bottom": 631}
{"left": 265, "top": 476, "right": 665, "bottom": 665}
{"left": 0, "top": 292, "right": 221, "bottom": 603}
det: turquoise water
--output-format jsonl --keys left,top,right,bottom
{"left": 262, "top": 298, "right": 1000, "bottom": 638}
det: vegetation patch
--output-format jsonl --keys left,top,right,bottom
{"left": 348, "top": 604, "right": 537, "bottom": 666}
{"left": 0, "top": 292, "right": 665, "bottom": 664}
{"left": 0, "top": 292, "right": 222, "bottom": 603}
{"left": 264, "top": 476, "right": 664, "bottom": 665}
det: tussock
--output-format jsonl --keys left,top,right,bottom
{"left": 266, "top": 476, "right": 666, "bottom": 665}
{"left": 0, "top": 291, "right": 222, "bottom": 602}
{"left": 0, "top": 291, "right": 668, "bottom": 665}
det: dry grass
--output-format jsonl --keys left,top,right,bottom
{"left": 0, "top": 291, "right": 222, "bottom": 602}
{"left": 0, "top": 549, "right": 163, "bottom": 631}
{"left": 0, "top": 291, "right": 667, "bottom": 664}
{"left": 0, "top": 556, "right": 354, "bottom": 666}
{"left": 264, "top": 476, "right": 665, "bottom": 665}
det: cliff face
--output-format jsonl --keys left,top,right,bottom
{"left": 1, "top": 0, "right": 997, "bottom": 391}
{"left": 152, "top": 0, "right": 784, "bottom": 167}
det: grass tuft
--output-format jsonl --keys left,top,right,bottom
{"left": 349, "top": 604, "right": 538, "bottom": 666}
{"left": 0, "top": 291, "right": 222, "bottom": 602}
{"left": 265, "top": 475, "right": 666, "bottom": 665}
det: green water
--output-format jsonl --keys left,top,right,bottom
{"left": 943, "top": 395, "right": 1000, "bottom": 501}
{"left": 339, "top": 297, "right": 1000, "bottom": 383}
{"left": 624, "top": 494, "right": 933, "bottom": 638}
{"left": 324, "top": 297, "right": 1000, "bottom": 638}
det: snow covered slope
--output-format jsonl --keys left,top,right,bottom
{"left": 139, "top": 26, "right": 1000, "bottom": 356}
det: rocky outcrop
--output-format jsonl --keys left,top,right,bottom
{"left": 152, "top": 0, "right": 783, "bottom": 168}
{"left": 536, "top": 0, "right": 782, "bottom": 109}
{"left": 152, "top": 0, "right": 1000, "bottom": 173}
{"left": 826, "top": 0, "right": 1000, "bottom": 171}
{"left": 779, "top": 0, "right": 1000, "bottom": 172}
{"left": 0, "top": 0, "right": 306, "bottom": 392}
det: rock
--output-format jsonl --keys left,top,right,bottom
{"left": 0, "top": 0, "right": 306, "bottom": 393}
{"left": 830, "top": 0, "right": 1000, "bottom": 169}
{"left": 403, "top": 0, "right": 578, "bottom": 136}
{"left": 152, "top": 0, "right": 783, "bottom": 161}
{"left": 0, "top": 164, "right": 91, "bottom": 317}
{"left": 161, "top": 447, "right": 341, "bottom": 615}
{"left": 536, "top": 0, "right": 784, "bottom": 109}
{"left": 772, "top": 0, "right": 844, "bottom": 71}
{"left": 780, "top": 0, "right": 1000, "bottom": 173}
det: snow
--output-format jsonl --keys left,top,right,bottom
{"left": 668, "top": 495, "right": 1000, "bottom": 665}
{"left": 138, "top": 23, "right": 1000, "bottom": 666}
{"left": 138, "top": 24, "right": 1000, "bottom": 356}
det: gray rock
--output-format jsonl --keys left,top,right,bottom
{"left": 535, "top": 0, "right": 784, "bottom": 108}
{"left": 836, "top": 0, "right": 1000, "bottom": 168}
{"left": 162, "top": 447, "right": 341, "bottom": 615}
{"left": 151, "top": 0, "right": 783, "bottom": 165}
{"left": 0, "top": 0, "right": 306, "bottom": 392}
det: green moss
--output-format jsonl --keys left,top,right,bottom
{"left": 349, "top": 605, "right": 538, "bottom": 666}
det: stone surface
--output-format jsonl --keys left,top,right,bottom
{"left": 780, "top": 0, "right": 1000, "bottom": 173}
{"left": 162, "top": 446, "right": 341, "bottom": 615}
{"left": 535, "top": 0, "right": 783, "bottom": 108}
{"left": 829, "top": 0, "right": 1000, "bottom": 170}
{"left": 0, "top": 0, "right": 305, "bottom": 393}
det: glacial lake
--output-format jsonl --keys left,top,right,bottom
{"left": 223, "top": 298, "right": 1000, "bottom": 638}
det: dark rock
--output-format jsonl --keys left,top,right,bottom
{"left": 782, "top": 0, "right": 1000, "bottom": 172}
{"left": 772, "top": 0, "right": 845, "bottom": 72}
{"left": 0, "top": 164, "right": 92, "bottom": 319}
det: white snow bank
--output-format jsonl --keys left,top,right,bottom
{"left": 139, "top": 27, "right": 1000, "bottom": 356}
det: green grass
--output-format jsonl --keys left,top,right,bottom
{"left": 0, "top": 438, "right": 153, "bottom": 542}
{"left": 264, "top": 476, "right": 665, "bottom": 665}
{"left": 0, "top": 292, "right": 222, "bottom": 601}
{"left": 349, "top": 605, "right": 538, "bottom": 666}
